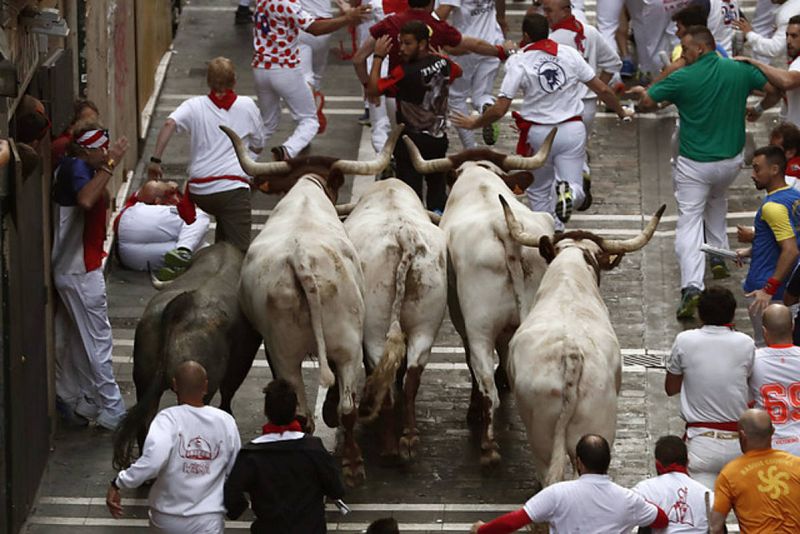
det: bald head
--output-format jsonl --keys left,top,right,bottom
{"left": 173, "top": 361, "right": 208, "bottom": 399}
{"left": 739, "top": 409, "right": 774, "bottom": 450}
{"left": 137, "top": 180, "right": 180, "bottom": 205}
{"left": 762, "top": 303, "right": 794, "bottom": 343}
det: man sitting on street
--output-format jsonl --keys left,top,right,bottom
{"left": 115, "top": 180, "right": 210, "bottom": 280}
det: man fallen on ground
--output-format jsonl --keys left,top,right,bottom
{"left": 115, "top": 180, "right": 210, "bottom": 280}
{"left": 107, "top": 361, "right": 241, "bottom": 534}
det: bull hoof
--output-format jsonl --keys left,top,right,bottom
{"left": 342, "top": 460, "right": 366, "bottom": 487}
{"left": 494, "top": 366, "right": 510, "bottom": 393}
{"left": 466, "top": 403, "right": 482, "bottom": 426}
{"left": 322, "top": 389, "right": 340, "bottom": 428}
{"left": 480, "top": 447, "right": 501, "bottom": 467}
{"left": 398, "top": 432, "right": 419, "bottom": 462}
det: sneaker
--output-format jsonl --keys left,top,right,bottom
{"left": 155, "top": 266, "right": 185, "bottom": 282}
{"left": 577, "top": 172, "right": 592, "bottom": 211}
{"left": 554, "top": 181, "right": 573, "bottom": 223}
{"left": 164, "top": 247, "right": 192, "bottom": 269}
{"left": 676, "top": 287, "right": 701, "bottom": 320}
{"left": 710, "top": 257, "right": 730, "bottom": 280}
{"left": 75, "top": 396, "right": 100, "bottom": 420}
{"left": 271, "top": 145, "right": 289, "bottom": 162}
{"left": 620, "top": 58, "right": 636, "bottom": 78}
{"left": 314, "top": 90, "right": 327, "bottom": 135}
{"left": 234, "top": 5, "right": 253, "bottom": 24}
{"left": 357, "top": 108, "right": 371, "bottom": 126}
{"left": 481, "top": 103, "right": 500, "bottom": 146}
{"left": 96, "top": 410, "right": 124, "bottom": 431}
{"left": 56, "top": 398, "right": 89, "bottom": 427}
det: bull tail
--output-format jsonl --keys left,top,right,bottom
{"left": 545, "top": 346, "right": 584, "bottom": 486}
{"left": 497, "top": 197, "right": 531, "bottom": 319}
{"left": 359, "top": 226, "right": 418, "bottom": 422}
{"left": 290, "top": 245, "right": 335, "bottom": 388}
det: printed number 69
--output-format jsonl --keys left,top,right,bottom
{"left": 761, "top": 382, "right": 800, "bottom": 424}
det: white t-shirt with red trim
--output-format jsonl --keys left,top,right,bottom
{"left": 498, "top": 42, "right": 595, "bottom": 124}
{"left": 633, "top": 472, "right": 713, "bottom": 533}
{"left": 168, "top": 95, "right": 264, "bottom": 196}
{"left": 252, "top": 0, "right": 314, "bottom": 70}
{"left": 749, "top": 345, "right": 800, "bottom": 456}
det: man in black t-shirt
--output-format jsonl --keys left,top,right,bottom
{"left": 367, "top": 20, "right": 462, "bottom": 212}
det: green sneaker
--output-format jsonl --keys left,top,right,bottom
{"left": 676, "top": 287, "right": 701, "bottom": 320}
{"left": 164, "top": 248, "right": 192, "bottom": 269}
{"left": 555, "top": 181, "right": 573, "bottom": 223}
{"left": 481, "top": 103, "right": 500, "bottom": 146}
{"left": 710, "top": 257, "right": 730, "bottom": 280}
{"left": 155, "top": 266, "right": 186, "bottom": 282}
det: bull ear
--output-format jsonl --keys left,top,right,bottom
{"left": 503, "top": 171, "right": 534, "bottom": 194}
{"left": 538, "top": 235, "right": 556, "bottom": 264}
{"left": 327, "top": 170, "right": 345, "bottom": 198}
{"left": 446, "top": 170, "right": 458, "bottom": 187}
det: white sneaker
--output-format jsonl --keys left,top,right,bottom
{"left": 75, "top": 397, "right": 100, "bottom": 420}
{"left": 96, "top": 410, "right": 124, "bottom": 431}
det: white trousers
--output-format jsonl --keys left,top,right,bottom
{"left": 149, "top": 511, "right": 224, "bottom": 534}
{"left": 253, "top": 67, "right": 319, "bottom": 158}
{"left": 627, "top": 0, "right": 675, "bottom": 75}
{"left": 54, "top": 269, "right": 125, "bottom": 417}
{"left": 117, "top": 207, "right": 210, "bottom": 271}
{"left": 298, "top": 32, "right": 332, "bottom": 90}
{"left": 525, "top": 121, "right": 586, "bottom": 231}
{"left": 366, "top": 56, "right": 393, "bottom": 153}
{"left": 449, "top": 53, "right": 501, "bottom": 149}
{"left": 673, "top": 154, "right": 742, "bottom": 290}
{"left": 687, "top": 433, "right": 741, "bottom": 491}
{"left": 597, "top": 0, "right": 626, "bottom": 52}
{"left": 581, "top": 97, "right": 597, "bottom": 177}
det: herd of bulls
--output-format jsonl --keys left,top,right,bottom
{"left": 112, "top": 124, "right": 665, "bottom": 490}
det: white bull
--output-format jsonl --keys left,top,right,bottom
{"left": 223, "top": 125, "right": 401, "bottom": 486}
{"left": 402, "top": 132, "right": 555, "bottom": 466}
{"left": 501, "top": 198, "right": 665, "bottom": 486}
{"left": 341, "top": 178, "right": 447, "bottom": 462}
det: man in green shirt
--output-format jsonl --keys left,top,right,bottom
{"left": 633, "top": 25, "right": 778, "bottom": 320}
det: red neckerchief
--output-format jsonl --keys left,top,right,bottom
{"left": 262, "top": 420, "right": 303, "bottom": 435}
{"left": 551, "top": 15, "right": 585, "bottom": 53}
{"left": 787, "top": 156, "right": 800, "bottom": 178}
{"left": 523, "top": 39, "right": 559, "bottom": 56}
{"left": 208, "top": 90, "right": 238, "bottom": 110}
{"left": 656, "top": 461, "right": 689, "bottom": 476}
{"left": 723, "top": 323, "right": 736, "bottom": 330}
{"left": 768, "top": 344, "right": 795, "bottom": 349}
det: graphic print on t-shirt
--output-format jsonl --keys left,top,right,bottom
{"left": 538, "top": 60, "right": 566, "bottom": 93}
{"left": 668, "top": 487, "right": 695, "bottom": 526}
{"left": 757, "top": 465, "right": 791, "bottom": 499}
{"left": 178, "top": 433, "right": 222, "bottom": 476}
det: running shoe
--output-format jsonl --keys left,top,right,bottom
{"left": 620, "top": 58, "right": 636, "bottom": 79}
{"left": 481, "top": 103, "right": 500, "bottom": 145}
{"left": 155, "top": 266, "right": 186, "bottom": 282}
{"left": 555, "top": 181, "right": 573, "bottom": 223}
{"left": 164, "top": 247, "right": 192, "bottom": 269}
{"left": 357, "top": 107, "right": 371, "bottom": 126}
{"left": 96, "top": 410, "right": 124, "bottom": 431}
{"left": 710, "top": 257, "right": 731, "bottom": 280}
{"left": 314, "top": 90, "right": 327, "bottom": 135}
{"left": 676, "top": 286, "right": 701, "bottom": 320}
{"left": 234, "top": 5, "right": 253, "bottom": 24}
{"left": 577, "top": 172, "right": 592, "bottom": 211}
{"left": 75, "top": 396, "right": 100, "bottom": 420}
{"left": 271, "top": 145, "right": 289, "bottom": 162}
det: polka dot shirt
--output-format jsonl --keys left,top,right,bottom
{"left": 252, "top": 0, "right": 314, "bottom": 69}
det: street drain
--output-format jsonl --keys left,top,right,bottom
{"left": 623, "top": 353, "right": 664, "bottom": 368}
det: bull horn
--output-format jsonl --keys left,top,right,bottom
{"left": 501, "top": 127, "right": 557, "bottom": 170}
{"left": 499, "top": 194, "right": 542, "bottom": 247}
{"left": 402, "top": 135, "right": 454, "bottom": 174}
{"left": 219, "top": 125, "right": 291, "bottom": 176}
{"left": 427, "top": 210, "right": 441, "bottom": 225}
{"left": 331, "top": 124, "right": 405, "bottom": 175}
{"left": 600, "top": 204, "right": 666, "bottom": 254}
{"left": 335, "top": 202, "right": 357, "bottom": 217}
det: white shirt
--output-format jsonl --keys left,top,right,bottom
{"left": 440, "top": 0, "right": 503, "bottom": 45}
{"left": 749, "top": 345, "right": 800, "bottom": 456}
{"left": 299, "top": 0, "right": 330, "bottom": 19}
{"left": 523, "top": 474, "right": 660, "bottom": 533}
{"left": 787, "top": 56, "right": 800, "bottom": 129}
{"left": 666, "top": 326, "right": 755, "bottom": 438}
{"left": 707, "top": 0, "right": 739, "bottom": 56}
{"left": 634, "top": 472, "right": 713, "bottom": 533}
{"left": 746, "top": 0, "right": 800, "bottom": 58}
{"left": 499, "top": 43, "right": 595, "bottom": 123}
{"left": 550, "top": 22, "right": 621, "bottom": 99}
{"left": 116, "top": 405, "right": 241, "bottom": 517}
{"left": 169, "top": 95, "right": 264, "bottom": 195}
{"left": 252, "top": 0, "right": 314, "bottom": 69}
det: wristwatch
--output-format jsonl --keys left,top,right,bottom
{"left": 110, "top": 477, "right": 120, "bottom": 490}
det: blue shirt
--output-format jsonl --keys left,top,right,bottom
{"left": 53, "top": 157, "right": 94, "bottom": 206}
{"left": 744, "top": 186, "right": 800, "bottom": 297}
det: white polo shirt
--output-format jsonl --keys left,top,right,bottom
{"left": 633, "top": 472, "right": 713, "bottom": 533}
{"left": 498, "top": 42, "right": 595, "bottom": 124}
{"left": 440, "top": 0, "right": 503, "bottom": 45}
{"left": 749, "top": 345, "right": 800, "bottom": 456}
{"left": 523, "top": 474, "right": 660, "bottom": 533}
{"left": 666, "top": 326, "right": 755, "bottom": 439}
{"left": 550, "top": 23, "right": 621, "bottom": 100}
{"left": 169, "top": 95, "right": 264, "bottom": 196}
{"left": 787, "top": 56, "right": 800, "bottom": 129}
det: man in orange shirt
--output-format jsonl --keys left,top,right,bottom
{"left": 711, "top": 408, "right": 800, "bottom": 533}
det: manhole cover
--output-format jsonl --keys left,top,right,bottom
{"left": 623, "top": 353, "right": 664, "bottom": 368}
